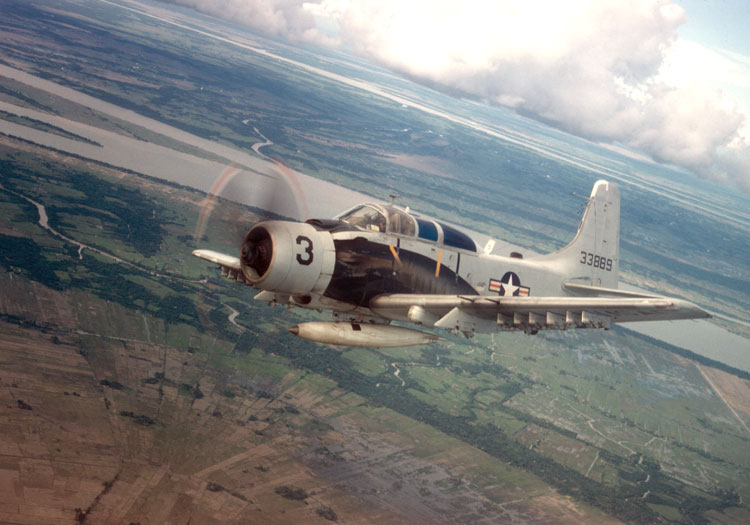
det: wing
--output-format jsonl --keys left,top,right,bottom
{"left": 193, "top": 249, "right": 246, "bottom": 283}
{"left": 369, "top": 292, "right": 710, "bottom": 334}
{"left": 194, "top": 249, "right": 289, "bottom": 304}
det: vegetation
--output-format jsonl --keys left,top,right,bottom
{"left": 274, "top": 485, "right": 309, "bottom": 501}
{"left": 100, "top": 379, "right": 126, "bottom": 390}
{"left": 0, "top": 234, "right": 64, "bottom": 289}
{"left": 179, "top": 383, "right": 205, "bottom": 399}
{"left": 316, "top": 506, "right": 338, "bottom": 521}
{"left": 0, "top": 109, "right": 102, "bottom": 146}
{"left": 118, "top": 411, "right": 156, "bottom": 427}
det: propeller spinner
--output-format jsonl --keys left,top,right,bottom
{"left": 240, "top": 226, "right": 273, "bottom": 279}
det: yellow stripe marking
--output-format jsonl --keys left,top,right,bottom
{"left": 389, "top": 245, "right": 402, "bottom": 266}
{"left": 435, "top": 250, "right": 442, "bottom": 277}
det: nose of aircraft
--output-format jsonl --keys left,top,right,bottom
{"left": 241, "top": 229, "right": 273, "bottom": 277}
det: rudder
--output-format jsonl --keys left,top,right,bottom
{"left": 536, "top": 180, "right": 620, "bottom": 288}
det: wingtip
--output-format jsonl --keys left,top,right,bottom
{"left": 192, "top": 248, "right": 215, "bottom": 258}
{"left": 673, "top": 299, "right": 712, "bottom": 320}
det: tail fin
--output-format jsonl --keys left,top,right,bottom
{"left": 536, "top": 180, "right": 620, "bottom": 288}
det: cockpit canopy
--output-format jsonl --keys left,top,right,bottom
{"left": 337, "top": 204, "right": 476, "bottom": 252}
{"left": 337, "top": 205, "right": 388, "bottom": 233}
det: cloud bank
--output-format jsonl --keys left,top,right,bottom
{"left": 161, "top": 0, "right": 750, "bottom": 191}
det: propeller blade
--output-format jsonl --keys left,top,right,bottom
{"left": 194, "top": 160, "right": 307, "bottom": 244}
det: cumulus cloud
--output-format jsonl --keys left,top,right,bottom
{"left": 161, "top": 0, "right": 750, "bottom": 191}
{"left": 161, "top": 0, "right": 335, "bottom": 45}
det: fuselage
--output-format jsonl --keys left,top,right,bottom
{"left": 301, "top": 203, "right": 575, "bottom": 322}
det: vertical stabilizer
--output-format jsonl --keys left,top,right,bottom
{"left": 537, "top": 180, "right": 620, "bottom": 288}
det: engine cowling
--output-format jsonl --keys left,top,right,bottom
{"left": 240, "top": 220, "right": 335, "bottom": 296}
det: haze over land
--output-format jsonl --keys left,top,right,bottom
{"left": 161, "top": 0, "right": 750, "bottom": 192}
{"left": 0, "top": 0, "right": 749, "bottom": 523}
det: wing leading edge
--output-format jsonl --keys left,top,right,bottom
{"left": 368, "top": 293, "right": 710, "bottom": 335}
{"left": 193, "top": 249, "right": 246, "bottom": 283}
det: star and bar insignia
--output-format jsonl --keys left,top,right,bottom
{"left": 489, "top": 272, "right": 530, "bottom": 297}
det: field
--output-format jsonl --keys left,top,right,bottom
{"left": 1, "top": 143, "right": 748, "bottom": 522}
{"left": 1, "top": 141, "right": 624, "bottom": 523}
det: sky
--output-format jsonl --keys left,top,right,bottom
{"left": 162, "top": 0, "right": 750, "bottom": 192}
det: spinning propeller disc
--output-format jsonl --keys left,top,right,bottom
{"left": 194, "top": 160, "right": 308, "bottom": 244}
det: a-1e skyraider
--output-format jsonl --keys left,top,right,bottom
{"left": 193, "top": 180, "right": 709, "bottom": 347}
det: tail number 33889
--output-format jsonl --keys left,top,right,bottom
{"left": 580, "top": 251, "right": 612, "bottom": 271}
{"left": 296, "top": 236, "right": 314, "bottom": 265}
